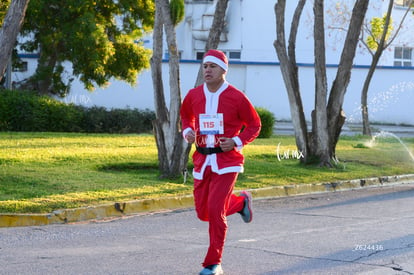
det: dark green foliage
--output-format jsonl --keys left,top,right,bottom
{"left": 0, "top": 89, "right": 155, "bottom": 133}
{"left": 80, "top": 106, "right": 155, "bottom": 133}
{"left": 0, "top": 89, "right": 83, "bottom": 132}
{"left": 255, "top": 107, "right": 276, "bottom": 138}
{"left": 169, "top": 0, "right": 185, "bottom": 26}
{"left": 353, "top": 143, "right": 369, "bottom": 149}
{"left": 19, "top": 0, "right": 155, "bottom": 96}
{"left": 0, "top": 0, "right": 11, "bottom": 25}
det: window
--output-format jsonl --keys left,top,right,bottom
{"left": 228, "top": 51, "right": 241, "bottom": 60}
{"left": 394, "top": 47, "right": 412, "bottom": 67}
{"left": 196, "top": 51, "right": 205, "bottom": 60}
{"left": 196, "top": 50, "right": 241, "bottom": 61}
{"left": 395, "top": 0, "right": 413, "bottom": 7}
{"left": 12, "top": 61, "right": 28, "bottom": 72}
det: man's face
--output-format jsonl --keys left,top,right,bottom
{"left": 203, "top": 62, "right": 226, "bottom": 86}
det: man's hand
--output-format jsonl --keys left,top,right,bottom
{"left": 185, "top": 131, "right": 195, "bottom": 143}
{"left": 219, "top": 137, "right": 235, "bottom": 152}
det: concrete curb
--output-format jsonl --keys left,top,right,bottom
{"left": 1, "top": 174, "right": 414, "bottom": 228}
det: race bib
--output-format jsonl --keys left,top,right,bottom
{"left": 199, "top": 113, "right": 224, "bottom": 135}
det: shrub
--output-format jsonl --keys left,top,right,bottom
{"left": 255, "top": 107, "right": 276, "bottom": 138}
{"left": 81, "top": 106, "right": 155, "bottom": 133}
{"left": 0, "top": 89, "right": 155, "bottom": 133}
{"left": 0, "top": 89, "right": 83, "bottom": 132}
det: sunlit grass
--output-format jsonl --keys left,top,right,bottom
{"left": 0, "top": 132, "right": 413, "bottom": 213}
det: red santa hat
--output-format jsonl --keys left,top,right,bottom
{"left": 203, "top": 49, "right": 228, "bottom": 71}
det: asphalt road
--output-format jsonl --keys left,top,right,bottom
{"left": 1, "top": 183, "right": 414, "bottom": 275}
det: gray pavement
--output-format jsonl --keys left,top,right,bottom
{"left": 1, "top": 182, "right": 413, "bottom": 274}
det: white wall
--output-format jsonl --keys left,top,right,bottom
{"left": 11, "top": 0, "right": 414, "bottom": 125}
{"left": 62, "top": 60, "right": 414, "bottom": 125}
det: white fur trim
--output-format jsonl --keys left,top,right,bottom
{"left": 192, "top": 165, "right": 243, "bottom": 180}
{"left": 182, "top": 127, "right": 194, "bottom": 143}
{"left": 232, "top": 136, "right": 243, "bottom": 151}
{"left": 203, "top": 56, "right": 228, "bottom": 71}
{"left": 192, "top": 152, "right": 244, "bottom": 180}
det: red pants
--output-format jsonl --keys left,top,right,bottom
{"left": 193, "top": 166, "right": 245, "bottom": 267}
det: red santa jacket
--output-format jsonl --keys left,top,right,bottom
{"left": 180, "top": 82, "right": 261, "bottom": 179}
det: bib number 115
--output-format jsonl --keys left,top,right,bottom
{"left": 199, "top": 114, "right": 224, "bottom": 135}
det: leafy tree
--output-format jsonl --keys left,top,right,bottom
{"left": 169, "top": 0, "right": 185, "bottom": 26}
{"left": 366, "top": 15, "right": 393, "bottom": 51}
{"left": 0, "top": 0, "right": 30, "bottom": 83}
{"left": 274, "top": 0, "right": 369, "bottom": 166}
{"left": 17, "top": 0, "right": 154, "bottom": 96}
{"left": 359, "top": 0, "right": 413, "bottom": 136}
{"left": 0, "top": 0, "right": 12, "bottom": 24}
{"left": 324, "top": 0, "right": 413, "bottom": 136}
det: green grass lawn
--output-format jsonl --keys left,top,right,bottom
{"left": 0, "top": 132, "right": 413, "bottom": 213}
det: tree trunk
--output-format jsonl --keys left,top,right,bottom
{"left": 274, "top": 0, "right": 309, "bottom": 162}
{"left": 15, "top": 55, "right": 58, "bottom": 93}
{"left": 275, "top": 0, "right": 369, "bottom": 166}
{"left": 35, "top": 52, "right": 58, "bottom": 94}
{"left": 361, "top": 63, "right": 376, "bottom": 137}
{"left": 312, "top": 0, "right": 331, "bottom": 166}
{"left": 194, "top": 0, "right": 229, "bottom": 87}
{"left": 0, "top": 0, "right": 30, "bottom": 82}
{"left": 151, "top": 0, "right": 190, "bottom": 179}
{"left": 327, "top": 0, "right": 369, "bottom": 158}
{"left": 361, "top": 0, "right": 394, "bottom": 137}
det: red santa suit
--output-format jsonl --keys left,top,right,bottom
{"left": 180, "top": 79, "right": 261, "bottom": 268}
{"left": 181, "top": 81, "right": 261, "bottom": 179}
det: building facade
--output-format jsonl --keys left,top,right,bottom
{"left": 11, "top": 0, "right": 414, "bottom": 124}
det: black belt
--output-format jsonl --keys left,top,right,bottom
{"left": 196, "top": 147, "right": 223, "bottom": 155}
